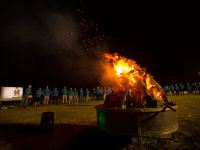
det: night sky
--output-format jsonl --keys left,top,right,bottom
{"left": 0, "top": 0, "right": 199, "bottom": 87}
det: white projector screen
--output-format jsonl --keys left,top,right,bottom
{"left": 1, "top": 87, "right": 23, "bottom": 101}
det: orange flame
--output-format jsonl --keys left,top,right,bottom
{"left": 103, "top": 53, "right": 165, "bottom": 101}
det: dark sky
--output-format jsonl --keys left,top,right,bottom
{"left": 0, "top": 0, "right": 199, "bottom": 87}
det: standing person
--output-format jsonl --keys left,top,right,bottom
{"left": 108, "top": 87, "right": 112, "bottom": 95}
{"left": 175, "top": 84, "right": 180, "bottom": 96}
{"left": 79, "top": 88, "right": 84, "bottom": 103}
{"left": 43, "top": 86, "right": 50, "bottom": 105}
{"left": 62, "top": 86, "right": 68, "bottom": 104}
{"left": 197, "top": 82, "right": 200, "bottom": 95}
{"left": 164, "top": 85, "right": 170, "bottom": 96}
{"left": 179, "top": 83, "right": 185, "bottom": 95}
{"left": 170, "top": 84, "right": 175, "bottom": 95}
{"left": 20, "top": 85, "right": 32, "bottom": 108}
{"left": 186, "top": 83, "right": 192, "bottom": 94}
{"left": 51, "top": 88, "right": 59, "bottom": 105}
{"left": 193, "top": 82, "right": 199, "bottom": 95}
{"left": 74, "top": 88, "right": 79, "bottom": 104}
{"left": 99, "top": 87, "right": 103, "bottom": 100}
{"left": 92, "top": 88, "right": 96, "bottom": 101}
{"left": 68, "top": 88, "right": 74, "bottom": 104}
{"left": 86, "top": 88, "right": 90, "bottom": 102}
{"left": 96, "top": 86, "right": 100, "bottom": 100}
{"left": 25, "top": 85, "right": 32, "bottom": 107}
{"left": 103, "top": 87, "right": 108, "bottom": 101}
{"left": 35, "top": 88, "right": 42, "bottom": 107}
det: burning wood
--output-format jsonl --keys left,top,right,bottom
{"left": 102, "top": 53, "right": 174, "bottom": 108}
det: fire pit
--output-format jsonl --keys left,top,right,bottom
{"left": 95, "top": 104, "right": 178, "bottom": 136}
{"left": 96, "top": 53, "right": 178, "bottom": 149}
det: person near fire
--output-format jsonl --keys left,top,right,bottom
{"left": 43, "top": 86, "right": 50, "bottom": 105}
{"left": 170, "top": 84, "right": 175, "bottom": 95}
{"left": 103, "top": 87, "right": 108, "bottom": 101}
{"left": 108, "top": 87, "right": 112, "bottom": 95}
{"left": 96, "top": 86, "right": 100, "bottom": 100}
{"left": 62, "top": 86, "right": 68, "bottom": 104}
{"left": 51, "top": 87, "right": 59, "bottom": 105}
{"left": 99, "top": 87, "right": 103, "bottom": 100}
{"left": 124, "top": 88, "right": 133, "bottom": 108}
{"left": 164, "top": 85, "right": 170, "bottom": 96}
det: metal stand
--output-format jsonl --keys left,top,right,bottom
{"left": 125, "top": 115, "right": 176, "bottom": 150}
{"left": 137, "top": 116, "right": 143, "bottom": 150}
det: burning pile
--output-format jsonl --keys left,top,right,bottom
{"left": 102, "top": 53, "right": 172, "bottom": 108}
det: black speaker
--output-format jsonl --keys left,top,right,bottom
{"left": 40, "top": 112, "right": 54, "bottom": 133}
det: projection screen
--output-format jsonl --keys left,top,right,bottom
{"left": 0, "top": 87, "right": 23, "bottom": 101}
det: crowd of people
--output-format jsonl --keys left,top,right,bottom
{"left": 163, "top": 82, "right": 200, "bottom": 96}
{"left": 18, "top": 81, "right": 200, "bottom": 108}
{"left": 21, "top": 85, "right": 112, "bottom": 108}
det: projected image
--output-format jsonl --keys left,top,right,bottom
{"left": 1, "top": 87, "right": 23, "bottom": 101}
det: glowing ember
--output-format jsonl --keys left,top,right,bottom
{"left": 102, "top": 53, "right": 168, "bottom": 108}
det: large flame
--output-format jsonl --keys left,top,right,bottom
{"left": 103, "top": 53, "right": 166, "bottom": 101}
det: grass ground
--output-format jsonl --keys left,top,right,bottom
{"left": 0, "top": 95, "right": 200, "bottom": 150}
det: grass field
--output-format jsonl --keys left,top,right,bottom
{"left": 0, "top": 95, "right": 200, "bottom": 150}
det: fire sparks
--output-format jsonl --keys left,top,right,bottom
{"left": 103, "top": 53, "right": 166, "bottom": 105}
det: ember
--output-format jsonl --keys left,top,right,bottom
{"left": 102, "top": 53, "right": 173, "bottom": 108}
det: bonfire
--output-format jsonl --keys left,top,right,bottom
{"left": 102, "top": 53, "right": 174, "bottom": 108}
